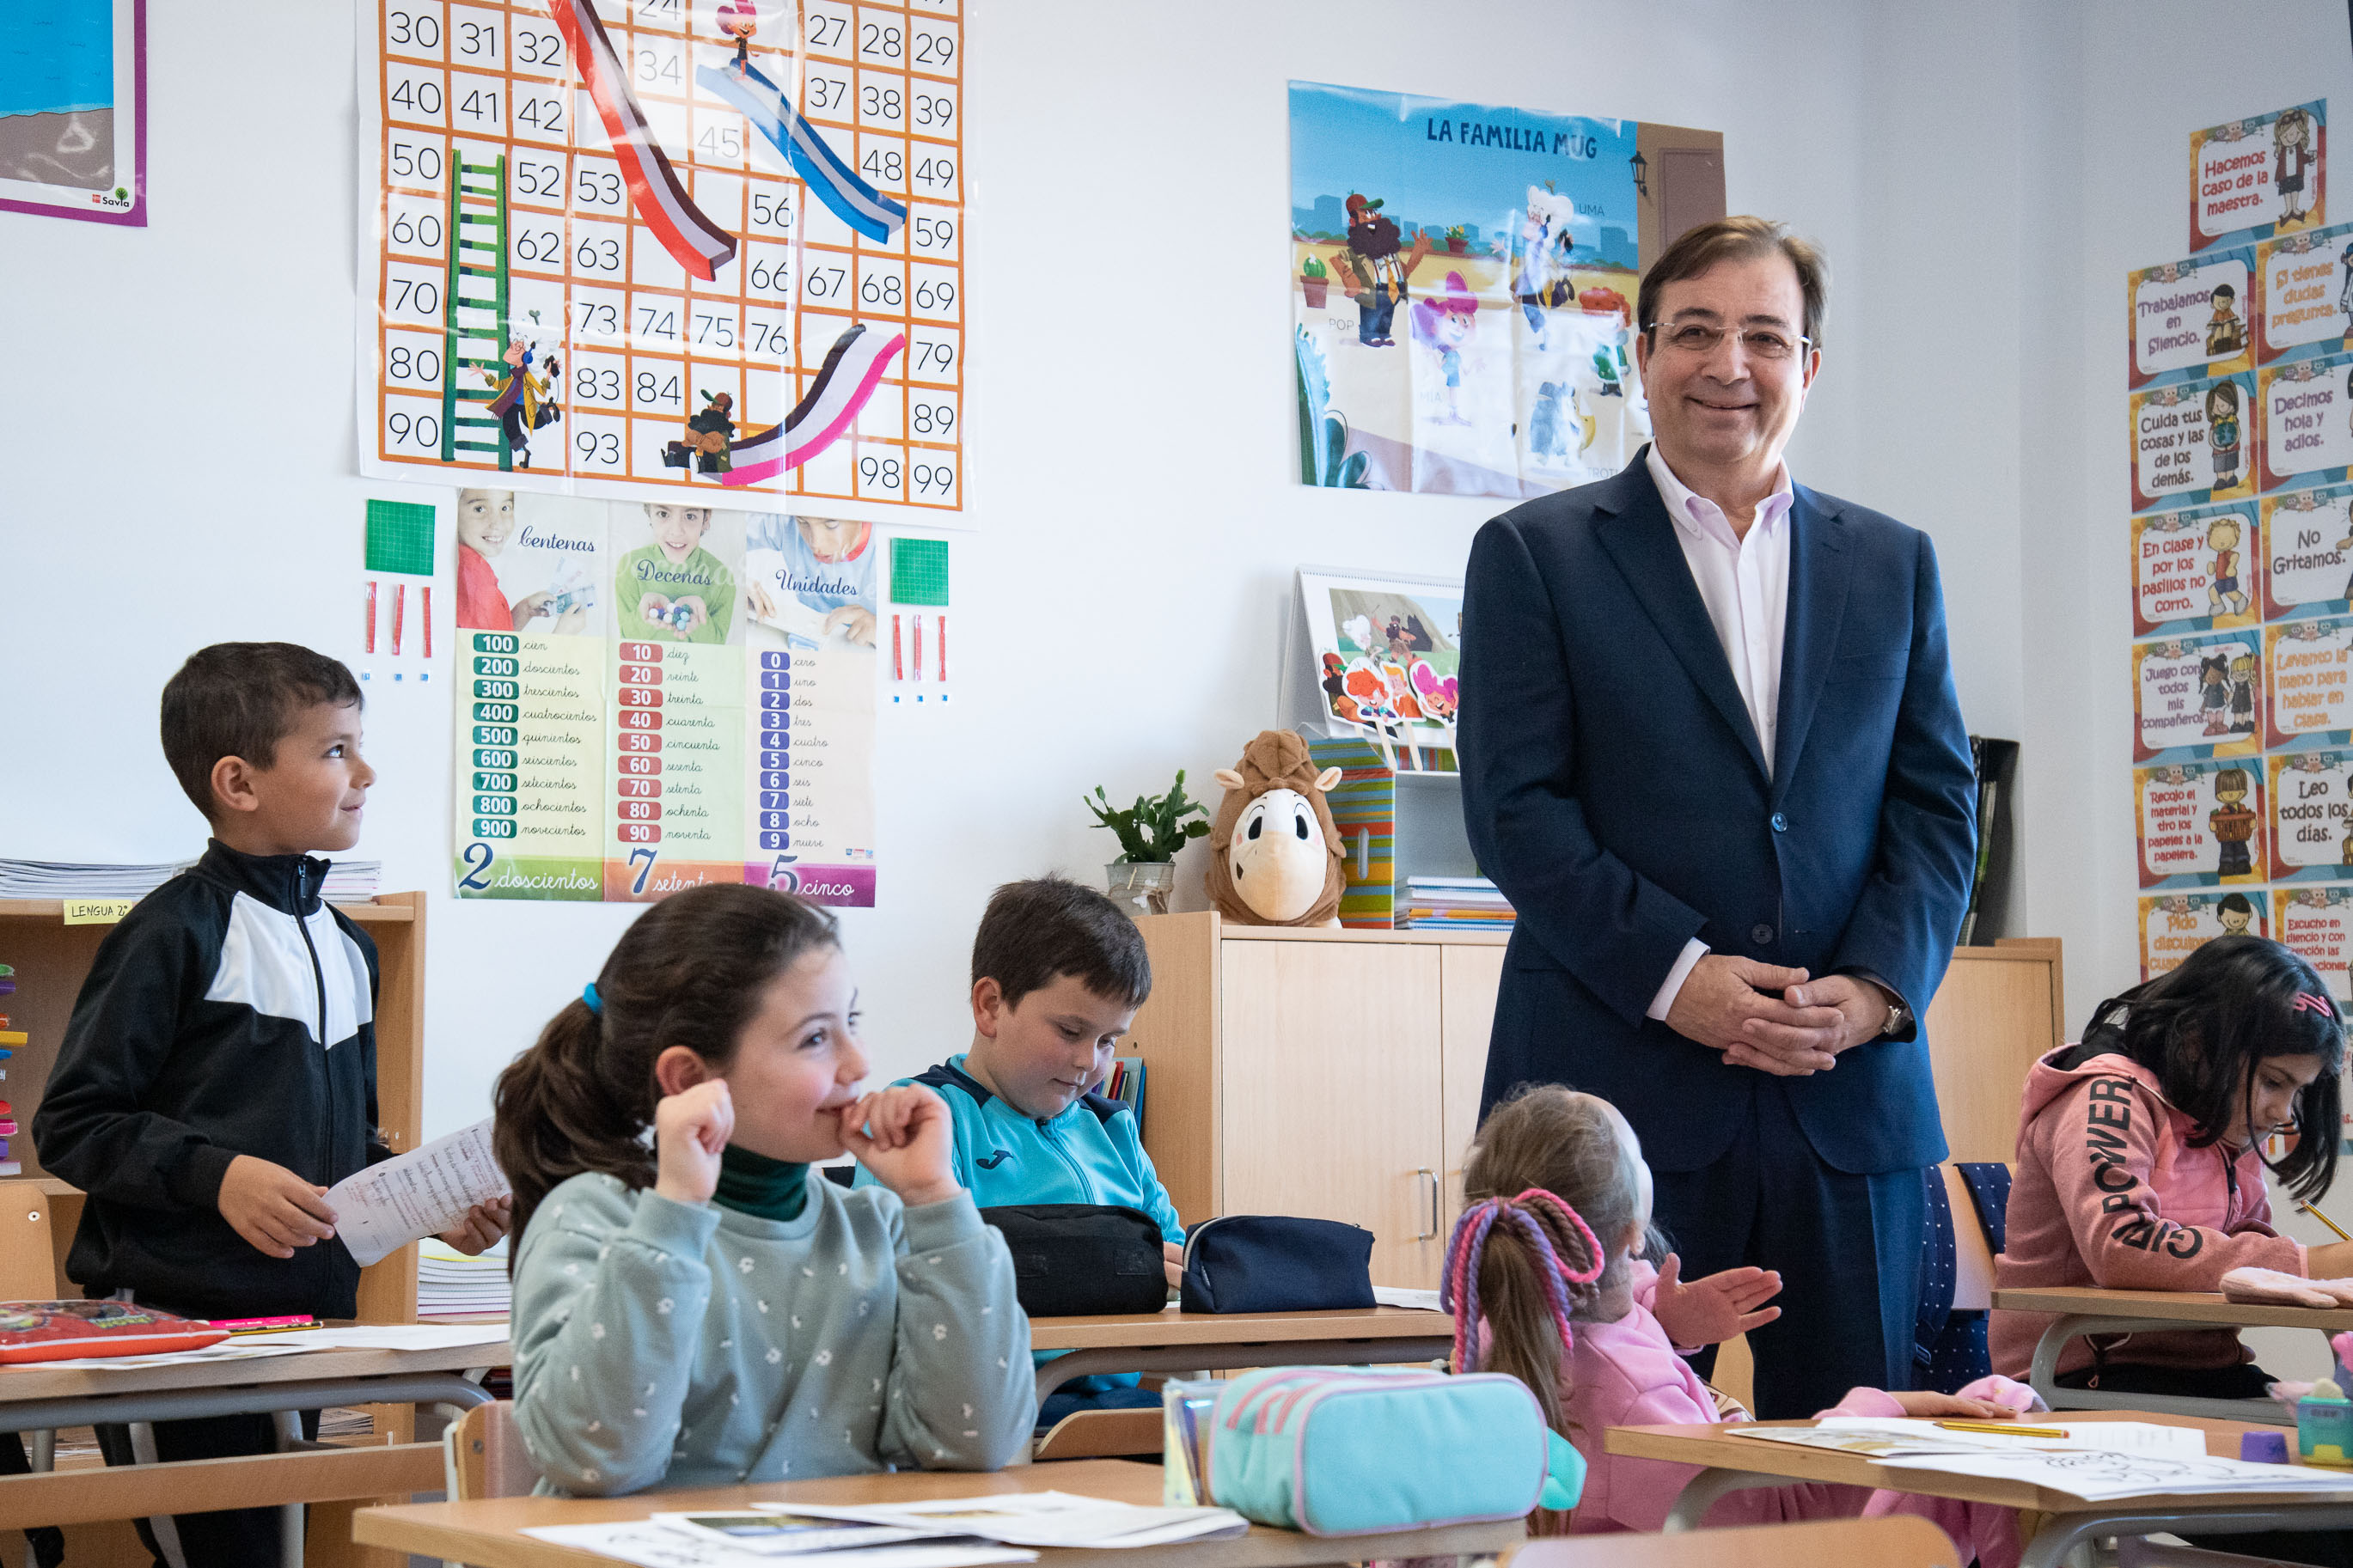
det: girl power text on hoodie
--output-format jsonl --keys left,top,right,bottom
{"left": 1994, "top": 1041, "right": 2305, "bottom": 1380}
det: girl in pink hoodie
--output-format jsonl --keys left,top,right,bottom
{"left": 1451, "top": 1085, "right": 2032, "bottom": 1559}
{"left": 1995, "top": 933, "right": 2349, "bottom": 1397}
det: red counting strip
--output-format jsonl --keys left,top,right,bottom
{"left": 546, "top": 0, "right": 738, "bottom": 282}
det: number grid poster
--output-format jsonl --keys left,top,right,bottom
{"left": 2134, "top": 101, "right": 2351, "bottom": 996}
{"left": 450, "top": 491, "right": 877, "bottom": 905}
{"left": 358, "top": 0, "right": 965, "bottom": 515}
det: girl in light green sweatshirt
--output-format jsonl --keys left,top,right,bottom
{"left": 494, "top": 883, "right": 1033, "bottom": 1496}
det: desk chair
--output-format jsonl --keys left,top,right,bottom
{"left": 2115, "top": 1537, "right": 2318, "bottom": 1567}
{"left": 1031, "top": 1406, "right": 1161, "bottom": 1461}
{"left": 1917, "top": 1162, "right": 2010, "bottom": 1392}
{"left": 442, "top": 1400, "right": 535, "bottom": 1502}
{"left": 1501, "top": 1515, "right": 1960, "bottom": 1568}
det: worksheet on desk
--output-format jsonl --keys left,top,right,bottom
{"left": 523, "top": 1522, "right": 1031, "bottom": 1568}
{"left": 1873, "top": 1447, "right": 2353, "bottom": 1502}
{"left": 1806, "top": 1418, "right": 2209, "bottom": 1457}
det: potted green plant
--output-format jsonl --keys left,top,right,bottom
{"left": 1444, "top": 224, "right": 1468, "bottom": 254}
{"left": 1300, "top": 253, "right": 1329, "bottom": 308}
{"left": 1085, "top": 772, "right": 1210, "bottom": 915}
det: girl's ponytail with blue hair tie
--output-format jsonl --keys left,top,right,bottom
{"left": 582, "top": 982, "right": 602, "bottom": 1016}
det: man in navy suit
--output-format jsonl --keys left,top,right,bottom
{"left": 1459, "top": 217, "right": 1977, "bottom": 1417}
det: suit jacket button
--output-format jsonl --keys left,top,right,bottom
{"left": 1751, "top": 923, "right": 1775, "bottom": 943}
{"left": 1770, "top": 813, "right": 1788, "bottom": 833}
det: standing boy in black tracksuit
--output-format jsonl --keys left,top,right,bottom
{"left": 31, "top": 643, "right": 508, "bottom": 1568}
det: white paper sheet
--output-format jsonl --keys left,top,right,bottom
{"left": 326, "top": 1117, "right": 509, "bottom": 1267}
{"left": 0, "top": 1341, "right": 315, "bottom": 1373}
{"left": 248, "top": 1324, "right": 510, "bottom": 1352}
{"left": 1371, "top": 1286, "right": 1445, "bottom": 1313}
{"left": 770, "top": 1493, "right": 1250, "bottom": 1548}
{"left": 1805, "top": 1418, "right": 2209, "bottom": 1457}
{"left": 1733, "top": 1423, "right": 1995, "bottom": 1457}
{"left": 649, "top": 1513, "right": 952, "bottom": 1557}
{"left": 521, "top": 1523, "right": 1032, "bottom": 1568}
{"left": 1871, "top": 1448, "right": 2353, "bottom": 1501}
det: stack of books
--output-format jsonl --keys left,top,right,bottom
{"left": 1101, "top": 1055, "right": 1146, "bottom": 1125}
{"left": 0, "top": 964, "right": 17, "bottom": 1176}
{"left": 321, "top": 862, "right": 384, "bottom": 901}
{"left": 0, "top": 859, "right": 382, "bottom": 902}
{"left": 418, "top": 1240, "right": 510, "bottom": 1320}
{"left": 0, "top": 859, "right": 195, "bottom": 899}
{"left": 1398, "top": 876, "right": 1516, "bottom": 931}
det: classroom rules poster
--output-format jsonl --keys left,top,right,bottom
{"left": 2131, "top": 101, "right": 2350, "bottom": 990}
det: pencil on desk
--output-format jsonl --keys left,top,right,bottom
{"left": 2302, "top": 1201, "right": 2353, "bottom": 1242}
{"left": 1935, "top": 1419, "right": 2067, "bottom": 1437}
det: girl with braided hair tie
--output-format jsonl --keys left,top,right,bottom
{"left": 1450, "top": 1087, "right": 2036, "bottom": 1555}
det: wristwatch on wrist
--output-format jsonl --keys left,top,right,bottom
{"left": 1879, "top": 992, "right": 1912, "bottom": 1039}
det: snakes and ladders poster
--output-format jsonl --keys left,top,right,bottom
{"left": 1289, "top": 80, "right": 1723, "bottom": 499}
{"left": 448, "top": 490, "right": 877, "bottom": 904}
{"left": 2136, "top": 100, "right": 2353, "bottom": 979}
{"left": 358, "top": 0, "right": 966, "bottom": 516}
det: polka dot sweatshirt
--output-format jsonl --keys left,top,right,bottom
{"left": 511, "top": 1170, "right": 1034, "bottom": 1496}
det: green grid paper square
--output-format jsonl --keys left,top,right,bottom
{"left": 889, "top": 536, "right": 950, "bottom": 606}
{"left": 365, "top": 499, "right": 437, "bottom": 577}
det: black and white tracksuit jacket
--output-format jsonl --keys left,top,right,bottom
{"left": 32, "top": 841, "right": 394, "bottom": 1319}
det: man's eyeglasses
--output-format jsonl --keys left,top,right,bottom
{"left": 1647, "top": 322, "right": 1812, "bottom": 361}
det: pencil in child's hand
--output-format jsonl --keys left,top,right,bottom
{"left": 2302, "top": 1201, "right": 2353, "bottom": 1242}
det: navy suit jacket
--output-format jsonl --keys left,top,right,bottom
{"left": 1460, "top": 452, "right": 1977, "bottom": 1176}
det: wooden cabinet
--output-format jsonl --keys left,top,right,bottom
{"left": 1123, "top": 914, "right": 2063, "bottom": 1293}
{"left": 1126, "top": 914, "right": 1504, "bottom": 1290}
{"left": 0, "top": 894, "right": 428, "bottom": 1323}
{"left": 1923, "top": 937, "right": 2068, "bottom": 1164}
{"left": 1219, "top": 939, "right": 1448, "bottom": 1287}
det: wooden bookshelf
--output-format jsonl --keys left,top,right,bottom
{"left": 0, "top": 894, "right": 425, "bottom": 1325}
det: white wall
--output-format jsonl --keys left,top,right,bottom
{"left": 0, "top": 1, "right": 2332, "bottom": 1195}
{"left": 2020, "top": 0, "right": 2353, "bottom": 1046}
{"left": 2016, "top": 0, "right": 2353, "bottom": 1378}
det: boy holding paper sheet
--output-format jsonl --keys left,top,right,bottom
{"left": 31, "top": 643, "right": 507, "bottom": 1568}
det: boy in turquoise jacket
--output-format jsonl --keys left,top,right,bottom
{"left": 859, "top": 876, "right": 1180, "bottom": 1425}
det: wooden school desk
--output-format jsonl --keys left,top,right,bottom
{"left": 1025, "top": 1306, "right": 1452, "bottom": 1404}
{"left": 1993, "top": 1285, "right": 2353, "bottom": 1424}
{"left": 354, "top": 1455, "right": 1525, "bottom": 1568}
{"left": 0, "top": 1334, "right": 506, "bottom": 1565}
{"left": 1605, "top": 1409, "right": 2353, "bottom": 1568}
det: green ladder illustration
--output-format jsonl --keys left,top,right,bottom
{"left": 441, "top": 152, "right": 511, "bottom": 467}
